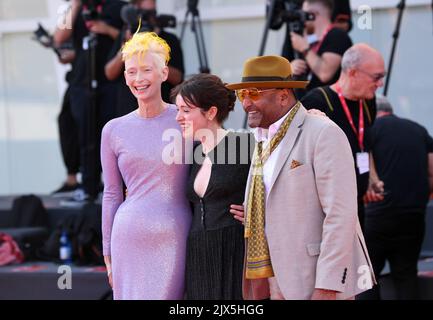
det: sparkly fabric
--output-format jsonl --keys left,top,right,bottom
{"left": 101, "top": 105, "right": 192, "bottom": 300}
{"left": 245, "top": 102, "right": 300, "bottom": 279}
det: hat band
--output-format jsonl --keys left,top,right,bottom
{"left": 242, "top": 76, "right": 293, "bottom": 82}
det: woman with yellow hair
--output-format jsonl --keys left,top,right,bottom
{"left": 100, "top": 32, "right": 191, "bottom": 299}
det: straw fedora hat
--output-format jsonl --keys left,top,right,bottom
{"left": 226, "top": 55, "right": 309, "bottom": 90}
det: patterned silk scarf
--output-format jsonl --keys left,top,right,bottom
{"left": 245, "top": 102, "right": 301, "bottom": 279}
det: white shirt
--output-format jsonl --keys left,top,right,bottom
{"left": 253, "top": 108, "right": 294, "bottom": 197}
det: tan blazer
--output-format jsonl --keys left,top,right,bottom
{"left": 243, "top": 105, "right": 376, "bottom": 300}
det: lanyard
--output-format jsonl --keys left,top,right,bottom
{"left": 311, "top": 25, "right": 334, "bottom": 53}
{"left": 335, "top": 83, "right": 365, "bottom": 151}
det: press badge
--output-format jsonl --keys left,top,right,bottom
{"left": 356, "top": 152, "right": 369, "bottom": 174}
{"left": 82, "top": 36, "right": 89, "bottom": 50}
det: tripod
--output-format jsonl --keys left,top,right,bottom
{"left": 259, "top": 0, "right": 279, "bottom": 56}
{"left": 180, "top": 0, "right": 210, "bottom": 73}
{"left": 246, "top": 0, "right": 304, "bottom": 128}
{"left": 384, "top": 0, "right": 405, "bottom": 96}
{"left": 259, "top": 0, "right": 303, "bottom": 59}
{"left": 83, "top": 32, "right": 99, "bottom": 201}
{"left": 243, "top": 0, "right": 281, "bottom": 128}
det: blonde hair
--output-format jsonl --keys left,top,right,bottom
{"left": 122, "top": 32, "right": 171, "bottom": 70}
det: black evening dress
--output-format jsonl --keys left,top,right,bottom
{"left": 185, "top": 131, "right": 253, "bottom": 300}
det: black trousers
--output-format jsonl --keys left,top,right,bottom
{"left": 360, "top": 209, "right": 425, "bottom": 300}
{"left": 69, "top": 83, "right": 117, "bottom": 197}
{"left": 58, "top": 86, "right": 80, "bottom": 175}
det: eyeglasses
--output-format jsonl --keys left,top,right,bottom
{"left": 235, "top": 88, "right": 278, "bottom": 102}
{"left": 357, "top": 69, "right": 387, "bottom": 82}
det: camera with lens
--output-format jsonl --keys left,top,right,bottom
{"left": 269, "top": 0, "right": 315, "bottom": 34}
{"left": 81, "top": 0, "right": 106, "bottom": 21}
{"left": 32, "top": 23, "right": 73, "bottom": 58}
{"left": 121, "top": 4, "right": 176, "bottom": 33}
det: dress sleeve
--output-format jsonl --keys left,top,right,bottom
{"left": 100, "top": 122, "right": 124, "bottom": 256}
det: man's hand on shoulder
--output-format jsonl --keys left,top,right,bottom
{"left": 307, "top": 109, "right": 327, "bottom": 118}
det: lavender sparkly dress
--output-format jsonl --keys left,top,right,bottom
{"left": 101, "top": 105, "right": 191, "bottom": 300}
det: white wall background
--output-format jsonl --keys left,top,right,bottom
{"left": 0, "top": 0, "right": 432, "bottom": 195}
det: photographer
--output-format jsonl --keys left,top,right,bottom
{"left": 105, "top": 0, "right": 184, "bottom": 116}
{"left": 54, "top": 0, "right": 126, "bottom": 200}
{"left": 289, "top": 0, "right": 352, "bottom": 92}
{"left": 33, "top": 17, "right": 81, "bottom": 194}
{"left": 51, "top": 41, "right": 82, "bottom": 194}
{"left": 277, "top": 0, "right": 352, "bottom": 59}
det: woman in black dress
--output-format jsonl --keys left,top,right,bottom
{"left": 173, "top": 74, "right": 253, "bottom": 299}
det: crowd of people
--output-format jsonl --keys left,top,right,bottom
{"left": 52, "top": 0, "right": 433, "bottom": 300}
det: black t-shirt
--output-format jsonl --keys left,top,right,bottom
{"left": 301, "top": 86, "right": 376, "bottom": 197}
{"left": 70, "top": 0, "right": 126, "bottom": 87}
{"left": 307, "top": 28, "right": 352, "bottom": 91}
{"left": 59, "top": 40, "right": 76, "bottom": 84}
{"left": 107, "top": 29, "right": 185, "bottom": 116}
{"left": 366, "top": 115, "right": 433, "bottom": 213}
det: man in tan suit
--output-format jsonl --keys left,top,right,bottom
{"left": 227, "top": 55, "right": 376, "bottom": 300}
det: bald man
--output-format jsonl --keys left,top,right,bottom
{"left": 301, "top": 43, "right": 387, "bottom": 228}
